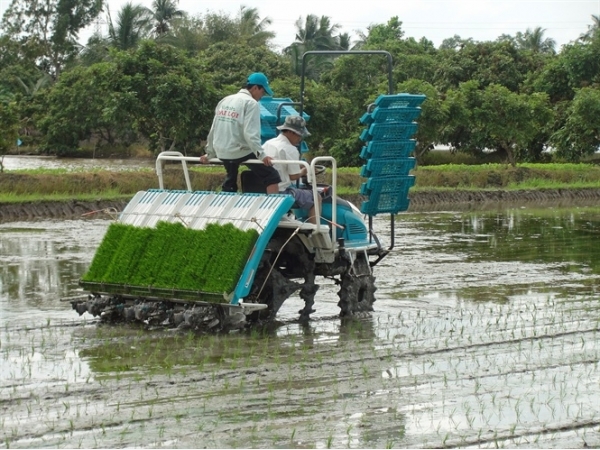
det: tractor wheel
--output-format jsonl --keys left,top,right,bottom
{"left": 246, "top": 265, "right": 303, "bottom": 323}
{"left": 337, "top": 254, "right": 376, "bottom": 317}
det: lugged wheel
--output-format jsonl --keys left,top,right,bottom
{"left": 337, "top": 254, "right": 376, "bottom": 317}
{"left": 246, "top": 263, "right": 304, "bottom": 322}
{"left": 246, "top": 233, "right": 316, "bottom": 323}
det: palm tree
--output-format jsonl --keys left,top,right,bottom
{"left": 515, "top": 27, "right": 556, "bottom": 54}
{"left": 107, "top": 2, "right": 151, "bottom": 50}
{"left": 79, "top": 32, "right": 110, "bottom": 65}
{"left": 289, "top": 14, "right": 342, "bottom": 52}
{"left": 16, "top": 73, "right": 52, "bottom": 96}
{"left": 285, "top": 14, "right": 345, "bottom": 77}
{"left": 337, "top": 32, "right": 352, "bottom": 50}
{"left": 580, "top": 14, "right": 600, "bottom": 41}
{"left": 158, "top": 15, "right": 210, "bottom": 54}
{"left": 146, "top": 0, "right": 186, "bottom": 37}
{"left": 236, "top": 6, "right": 275, "bottom": 47}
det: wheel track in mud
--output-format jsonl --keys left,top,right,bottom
{"left": 2, "top": 294, "right": 598, "bottom": 448}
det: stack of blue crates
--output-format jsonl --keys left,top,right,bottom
{"left": 259, "top": 97, "right": 310, "bottom": 153}
{"left": 359, "top": 93, "right": 426, "bottom": 215}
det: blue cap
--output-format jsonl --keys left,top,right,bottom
{"left": 247, "top": 72, "right": 273, "bottom": 96}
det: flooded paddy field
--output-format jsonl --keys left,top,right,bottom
{"left": 1, "top": 155, "right": 154, "bottom": 172}
{"left": 1, "top": 206, "right": 599, "bottom": 448}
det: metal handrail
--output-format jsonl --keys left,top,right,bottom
{"left": 155, "top": 151, "right": 334, "bottom": 236}
{"left": 276, "top": 102, "right": 301, "bottom": 125}
{"left": 299, "top": 50, "right": 394, "bottom": 115}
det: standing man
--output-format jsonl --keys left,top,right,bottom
{"left": 201, "top": 72, "right": 281, "bottom": 194}
{"left": 262, "top": 115, "right": 320, "bottom": 224}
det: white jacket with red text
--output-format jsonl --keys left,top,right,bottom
{"left": 205, "top": 89, "right": 265, "bottom": 161}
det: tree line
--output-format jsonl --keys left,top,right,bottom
{"left": 1, "top": 0, "right": 599, "bottom": 166}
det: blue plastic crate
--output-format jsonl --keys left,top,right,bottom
{"left": 261, "top": 123, "right": 278, "bottom": 142}
{"left": 361, "top": 196, "right": 411, "bottom": 215}
{"left": 360, "top": 122, "right": 418, "bottom": 141}
{"left": 259, "top": 98, "right": 310, "bottom": 153}
{"left": 373, "top": 93, "right": 427, "bottom": 109}
{"left": 360, "top": 158, "right": 416, "bottom": 178}
{"left": 360, "top": 140, "right": 416, "bottom": 160}
{"left": 259, "top": 97, "right": 310, "bottom": 124}
{"left": 360, "top": 175, "right": 415, "bottom": 196}
{"left": 360, "top": 107, "right": 422, "bottom": 125}
{"left": 359, "top": 175, "right": 416, "bottom": 215}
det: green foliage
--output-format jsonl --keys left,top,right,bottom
{"left": 532, "top": 34, "right": 600, "bottom": 102}
{"left": 476, "top": 84, "right": 552, "bottom": 164}
{"left": 328, "top": 134, "right": 363, "bottom": 167}
{"left": 199, "top": 43, "right": 289, "bottom": 91}
{"left": 300, "top": 82, "right": 356, "bottom": 162}
{"left": 114, "top": 41, "right": 220, "bottom": 153}
{"left": 147, "top": 0, "right": 186, "bottom": 37}
{"left": 361, "top": 16, "right": 405, "bottom": 45}
{"left": 322, "top": 53, "right": 393, "bottom": 113}
{"left": 0, "top": 101, "right": 20, "bottom": 156}
{"left": 510, "top": 27, "right": 556, "bottom": 54}
{"left": 550, "top": 87, "right": 600, "bottom": 161}
{"left": 38, "top": 62, "right": 136, "bottom": 153}
{"left": 82, "top": 221, "right": 259, "bottom": 295}
{"left": 355, "top": 18, "right": 437, "bottom": 84}
{"left": 0, "top": 36, "right": 42, "bottom": 97}
{"left": 434, "top": 40, "right": 536, "bottom": 93}
{"left": 440, "top": 81, "right": 553, "bottom": 165}
{"left": 3, "top": 4, "right": 600, "bottom": 166}
{"left": 39, "top": 41, "right": 220, "bottom": 154}
{"left": 1, "top": 0, "right": 103, "bottom": 76}
{"left": 284, "top": 14, "right": 348, "bottom": 78}
{"left": 106, "top": 3, "right": 152, "bottom": 51}
{"left": 396, "top": 79, "right": 445, "bottom": 163}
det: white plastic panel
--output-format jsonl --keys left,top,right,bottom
{"left": 119, "top": 190, "right": 293, "bottom": 233}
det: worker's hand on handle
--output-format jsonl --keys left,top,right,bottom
{"left": 262, "top": 155, "right": 274, "bottom": 166}
{"left": 199, "top": 155, "right": 209, "bottom": 164}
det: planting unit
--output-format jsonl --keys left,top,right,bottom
{"left": 71, "top": 51, "right": 425, "bottom": 331}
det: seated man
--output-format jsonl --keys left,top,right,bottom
{"left": 262, "top": 115, "right": 319, "bottom": 224}
{"left": 200, "top": 72, "right": 280, "bottom": 194}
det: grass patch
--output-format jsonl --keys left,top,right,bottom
{"left": 413, "top": 163, "right": 600, "bottom": 189}
{"left": 0, "top": 191, "right": 132, "bottom": 203}
{"left": 1, "top": 163, "right": 600, "bottom": 204}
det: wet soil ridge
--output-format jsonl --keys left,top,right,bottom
{"left": 0, "top": 199, "right": 126, "bottom": 221}
{"left": 2, "top": 188, "right": 600, "bottom": 222}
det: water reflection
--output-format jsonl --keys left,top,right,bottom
{"left": 0, "top": 220, "right": 107, "bottom": 323}
{"left": 2, "top": 210, "right": 599, "bottom": 449}
{"left": 406, "top": 207, "right": 600, "bottom": 273}
{"left": 1, "top": 207, "right": 599, "bottom": 327}
{"left": 2, "top": 155, "right": 154, "bottom": 172}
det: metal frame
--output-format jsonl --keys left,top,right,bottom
{"left": 298, "top": 50, "right": 398, "bottom": 252}
{"left": 155, "top": 151, "right": 334, "bottom": 237}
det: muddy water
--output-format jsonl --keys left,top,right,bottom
{"left": 2, "top": 155, "right": 153, "bottom": 172}
{"left": 1, "top": 207, "right": 599, "bottom": 448}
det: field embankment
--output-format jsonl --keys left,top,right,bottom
{"left": 1, "top": 163, "right": 600, "bottom": 221}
